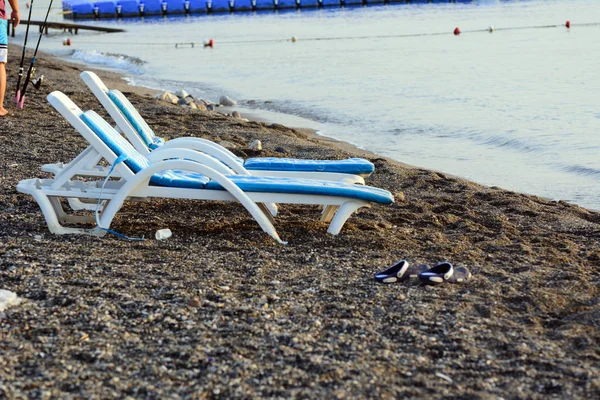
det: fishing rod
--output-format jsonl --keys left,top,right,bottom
{"left": 17, "top": 0, "right": 54, "bottom": 110}
{"left": 14, "top": 0, "right": 35, "bottom": 103}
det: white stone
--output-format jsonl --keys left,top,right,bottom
{"left": 219, "top": 95, "right": 237, "bottom": 106}
{"left": 249, "top": 140, "right": 262, "bottom": 151}
{"left": 0, "top": 289, "right": 22, "bottom": 312}
{"left": 158, "top": 92, "right": 179, "bottom": 104}
{"left": 175, "top": 89, "right": 190, "bottom": 99}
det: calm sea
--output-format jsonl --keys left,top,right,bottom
{"left": 18, "top": 0, "right": 600, "bottom": 209}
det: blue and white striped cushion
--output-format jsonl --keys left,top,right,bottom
{"left": 107, "top": 89, "right": 157, "bottom": 148}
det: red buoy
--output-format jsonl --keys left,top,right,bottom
{"left": 454, "top": 27, "right": 461, "bottom": 35}
{"left": 66, "top": 38, "right": 71, "bottom": 46}
{"left": 565, "top": 20, "right": 571, "bottom": 28}
{"left": 208, "top": 39, "right": 214, "bottom": 47}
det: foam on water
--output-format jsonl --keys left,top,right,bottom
{"left": 70, "top": 50, "right": 145, "bottom": 74}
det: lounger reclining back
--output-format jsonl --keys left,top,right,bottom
{"left": 80, "top": 71, "right": 375, "bottom": 179}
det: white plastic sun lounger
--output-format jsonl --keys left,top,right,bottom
{"left": 18, "top": 92, "right": 394, "bottom": 243}
{"left": 41, "top": 71, "right": 373, "bottom": 185}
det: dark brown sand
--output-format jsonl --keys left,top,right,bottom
{"left": 1, "top": 47, "right": 599, "bottom": 399}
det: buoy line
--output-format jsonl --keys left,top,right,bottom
{"left": 63, "top": 21, "right": 599, "bottom": 48}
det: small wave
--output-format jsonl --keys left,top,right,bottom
{"left": 70, "top": 50, "right": 145, "bottom": 74}
{"left": 561, "top": 164, "right": 600, "bottom": 179}
{"left": 479, "top": 135, "right": 542, "bottom": 153}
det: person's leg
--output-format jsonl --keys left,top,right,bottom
{"left": 0, "top": 62, "right": 7, "bottom": 116}
{"left": 0, "top": 19, "right": 8, "bottom": 117}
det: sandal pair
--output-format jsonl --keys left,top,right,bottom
{"left": 374, "top": 261, "right": 471, "bottom": 285}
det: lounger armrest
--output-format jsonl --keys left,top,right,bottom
{"left": 146, "top": 148, "right": 235, "bottom": 176}
{"left": 164, "top": 137, "right": 251, "bottom": 176}
{"left": 168, "top": 137, "right": 238, "bottom": 158}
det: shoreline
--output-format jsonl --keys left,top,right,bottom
{"left": 1, "top": 48, "right": 600, "bottom": 398}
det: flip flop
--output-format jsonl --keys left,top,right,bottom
{"left": 374, "top": 261, "right": 428, "bottom": 284}
{"left": 448, "top": 266, "right": 471, "bottom": 284}
{"left": 418, "top": 262, "right": 454, "bottom": 286}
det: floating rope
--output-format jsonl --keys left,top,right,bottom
{"left": 65, "top": 21, "right": 600, "bottom": 49}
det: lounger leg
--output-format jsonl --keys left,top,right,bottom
{"left": 48, "top": 197, "right": 96, "bottom": 224}
{"left": 327, "top": 201, "right": 367, "bottom": 235}
{"left": 29, "top": 192, "right": 98, "bottom": 235}
{"left": 320, "top": 205, "right": 339, "bottom": 223}
{"left": 265, "top": 203, "right": 278, "bottom": 217}
{"left": 257, "top": 203, "right": 276, "bottom": 225}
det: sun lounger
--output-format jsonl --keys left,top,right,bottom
{"left": 18, "top": 92, "right": 393, "bottom": 243}
{"left": 41, "top": 71, "right": 373, "bottom": 185}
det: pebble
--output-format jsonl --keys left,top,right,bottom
{"left": 219, "top": 95, "right": 237, "bottom": 106}
{"left": 218, "top": 141, "right": 237, "bottom": 149}
{"left": 435, "top": 372, "right": 454, "bottom": 383}
{"left": 195, "top": 102, "right": 208, "bottom": 111}
{"left": 395, "top": 192, "right": 406, "bottom": 202}
{"left": 275, "top": 147, "right": 286, "bottom": 154}
{"left": 187, "top": 297, "right": 201, "bottom": 308}
{"left": 178, "top": 97, "right": 193, "bottom": 106}
{"left": 249, "top": 140, "right": 262, "bottom": 151}
{"left": 232, "top": 111, "right": 242, "bottom": 119}
{"left": 373, "top": 307, "right": 386, "bottom": 317}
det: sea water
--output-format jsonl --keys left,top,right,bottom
{"left": 19, "top": 0, "right": 600, "bottom": 209}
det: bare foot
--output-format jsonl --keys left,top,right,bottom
{"left": 0, "top": 108, "right": 9, "bottom": 117}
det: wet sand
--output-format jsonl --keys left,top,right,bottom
{"left": 1, "top": 48, "right": 599, "bottom": 399}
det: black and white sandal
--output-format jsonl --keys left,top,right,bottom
{"left": 374, "top": 261, "right": 428, "bottom": 284}
{"left": 448, "top": 266, "right": 471, "bottom": 283}
{"left": 375, "top": 260, "right": 410, "bottom": 284}
{"left": 418, "top": 262, "right": 454, "bottom": 286}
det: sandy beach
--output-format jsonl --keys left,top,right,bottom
{"left": 1, "top": 47, "right": 600, "bottom": 399}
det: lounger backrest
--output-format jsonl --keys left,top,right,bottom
{"left": 106, "top": 89, "right": 164, "bottom": 150}
{"left": 80, "top": 111, "right": 151, "bottom": 174}
{"left": 81, "top": 71, "right": 153, "bottom": 155}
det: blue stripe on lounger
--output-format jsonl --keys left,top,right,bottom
{"left": 107, "top": 90, "right": 158, "bottom": 148}
{"left": 244, "top": 157, "right": 375, "bottom": 176}
{"left": 206, "top": 176, "right": 394, "bottom": 204}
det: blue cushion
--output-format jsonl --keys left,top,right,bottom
{"left": 107, "top": 90, "right": 157, "bottom": 148}
{"left": 81, "top": 111, "right": 150, "bottom": 173}
{"left": 80, "top": 112, "right": 391, "bottom": 204}
{"left": 244, "top": 157, "right": 375, "bottom": 176}
{"left": 151, "top": 170, "right": 210, "bottom": 188}
{"left": 82, "top": 111, "right": 210, "bottom": 188}
{"left": 206, "top": 176, "right": 394, "bottom": 205}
